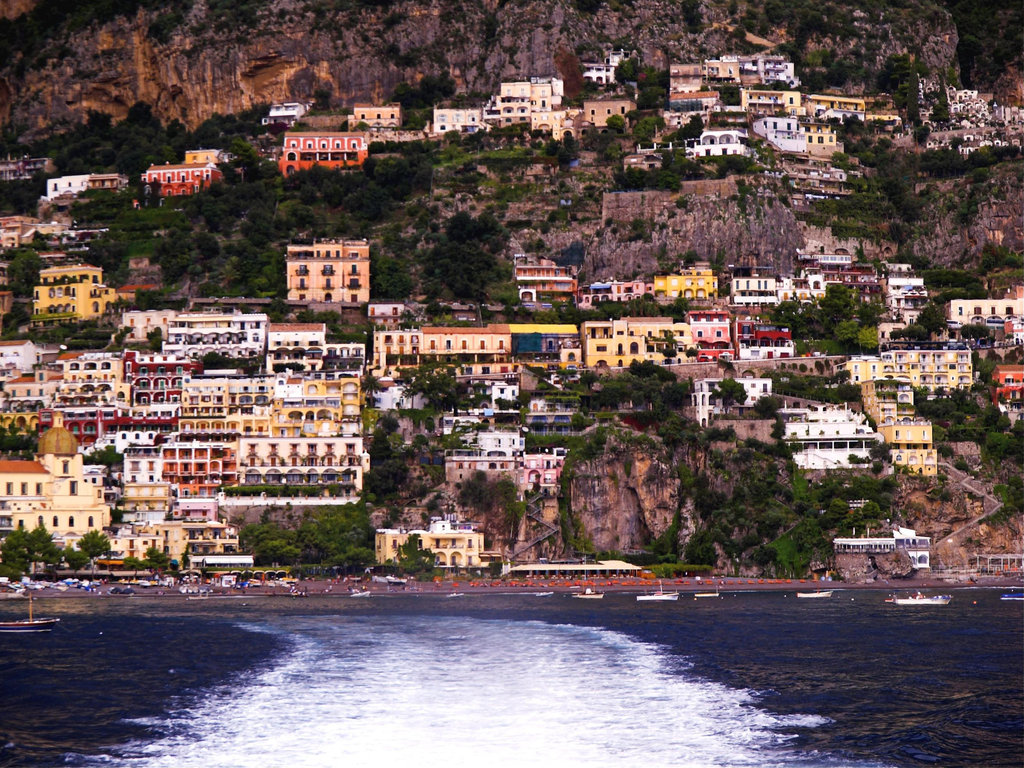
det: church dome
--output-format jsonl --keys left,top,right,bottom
{"left": 38, "top": 426, "right": 80, "bottom": 456}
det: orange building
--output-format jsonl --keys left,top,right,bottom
{"left": 286, "top": 239, "right": 370, "bottom": 304}
{"left": 141, "top": 163, "right": 223, "bottom": 197}
{"left": 279, "top": 133, "right": 369, "bottom": 175}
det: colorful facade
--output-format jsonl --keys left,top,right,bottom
{"left": 142, "top": 162, "right": 223, "bottom": 196}
{"left": 32, "top": 264, "right": 116, "bottom": 325}
{"left": 279, "top": 132, "right": 368, "bottom": 175}
{"left": 286, "top": 239, "right": 370, "bottom": 304}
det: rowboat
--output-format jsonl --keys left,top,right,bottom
{"left": 796, "top": 590, "right": 834, "bottom": 599}
{"left": 572, "top": 587, "right": 604, "bottom": 599}
{"left": 0, "top": 594, "right": 59, "bottom": 633}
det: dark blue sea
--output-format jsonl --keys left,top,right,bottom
{"left": 0, "top": 588, "right": 1021, "bottom": 767}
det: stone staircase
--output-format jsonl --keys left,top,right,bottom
{"left": 510, "top": 493, "right": 560, "bottom": 561}
{"left": 936, "top": 461, "right": 1005, "bottom": 548}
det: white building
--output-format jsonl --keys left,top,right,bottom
{"left": 885, "top": 275, "right": 929, "bottom": 323}
{"left": 691, "top": 377, "right": 772, "bottom": 427}
{"left": 782, "top": 407, "right": 883, "bottom": 470}
{"left": 581, "top": 49, "right": 633, "bottom": 85}
{"left": 262, "top": 102, "right": 312, "bottom": 127}
{"left": 752, "top": 116, "right": 806, "bottom": 153}
{"left": 163, "top": 312, "right": 268, "bottom": 359}
{"left": 432, "top": 106, "right": 486, "bottom": 135}
{"left": 833, "top": 526, "right": 931, "bottom": 569}
{"left": 685, "top": 129, "right": 750, "bottom": 158}
{"left": 485, "top": 77, "right": 564, "bottom": 127}
{"left": 0, "top": 340, "right": 38, "bottom": 374}
{"left": 730, "top": 272, "right": 779, "bottom": 307}
{"left": 45, "top": 175, "right": 91, "bottom": 201}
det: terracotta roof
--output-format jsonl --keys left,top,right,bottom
{"left": 0, "top": 340, "right": 32, "bottom": 347}
{"left": 671, "top": 90, "right": 720, "bottom": 99}
{"left": 0, "top": 459, "right": 47, "bottom": 474}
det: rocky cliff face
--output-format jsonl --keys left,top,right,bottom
{"left": 909, "top": 169, "right": 1024, "bottom": 268}
{"left": 566, "top": 434, "right": 684, "bottom": 553}
{"left": 0, "top": 0, "right": 962, "bottom": 135}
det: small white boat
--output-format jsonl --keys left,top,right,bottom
{"left": 349, "top": 590, "right": 372, "bottom": 598}
{"left": 446, "top": 592, "right": 465, "bottom": 598}
{"left": 532, "top": 591, "right": 554, "bottom": 597}
{"left": 637, "top": 581, "right": 679, "bottom": 602}
{"left": 694, "top": 586, "right": 721, "bottom": 599}
{"left": 796, "top": 590, "right": 834, "bottom": 599}
{"left": 573, "top": 587, "right": 604, "bottom": 599}
{"left": 886, "top": 592, "right": 951, "bottom": 606}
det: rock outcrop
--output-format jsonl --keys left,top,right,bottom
{"left": 0, "top": 0, "right": 962, "bottom": 135}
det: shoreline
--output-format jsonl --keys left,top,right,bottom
{"left": 4, "top": 573, "right": 1021, "bottom": 601}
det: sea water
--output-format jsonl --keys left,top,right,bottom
{"left": 0, "top": 589, "right": 1020, "bottom": 768}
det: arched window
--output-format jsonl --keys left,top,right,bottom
{"left": 88, "top": 516, "right": 94, "bottom": 527}
{"left": 68, "top": 516, "right": 75, "bottom": 528}
{"left": 53, "top": 515, "right": 59, "bottom": 527}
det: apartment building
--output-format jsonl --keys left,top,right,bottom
{"left": 286, "top": 238, "right": 370, "bottom": 304}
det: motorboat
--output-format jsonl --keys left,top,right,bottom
{"left": 637, "top": 581, "right": 679, "bottom": 602}
{"left": 446, "top": 592, "right": 465, "bottom": 598}
{"left": 694, "top": 585, "right": 721, "bottom": 599}
{"left": 572, "top": 587, "right": 604, "bottom": 599}
{"left": 1000, "top": 592, "right": 1024, "bottom": 601}
{"left": 796, "top": 590, "right": 834, "bottom": 599}
{"left": 0, "top": 594, "right": 59, "bottom": 633}
{"left": 885, "top": 592, "right": 951, "bottom": 606}
{"left": 349, "top": 589, "right": 372, "bottom": 598}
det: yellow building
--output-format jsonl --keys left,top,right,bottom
{"left": 420, "top": 325, "right": 515, "bottom": 377}
{"left": 0, "top": 425, "right": 111, "bottom": 537}
{"left": 286, "top": 239, "right": 370, "bottom": 304}
{"left": 846, "top": 344, "right": 973, "bottom": 392}
{"left": 581, "top": 317, "right": 691, "bottom": 369}
{"left": 802, "top": 120, "right": 839, "bottom": 156}
{"left": 184, "top": 149, "right": 229, "bottom": 165}
{"left": 178, "top": 374, "right": 274, "bottom": 436}
{"left": 806, "top": 94, "right": 867, "bottom": 119}
{"left": 654, "top": 267, "right": 718, "bottom": 299}
{"left": 878, "top": 418, "right": 937, "bottom": 476}
{"left": 740, "top": 88, "right": 803, "bottom": 116}
{"left": 860, "top": 377, "right": 916, "bottom": 424}
{"left": 371, "top": 328, "right": 421, "bottom": 375}
{"left": 138, "top": 520, "right": 241, "bottom": 565}
{"left": 32, "top": 264, "right": 117, "bottom": 325}
{"left": 375, "top": 518, "right": 487, "bottom": 569}
{"left": 270, "top": 373, "right": 361, "bottom": 438}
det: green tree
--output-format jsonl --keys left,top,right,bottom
{"left": 78, "top": 530, "right": 111, "bottom": 577}
{"left": 123, "top": 556, "right": 146, "bottom": 577}
{"left": 917, "top": 303, "right": 948, "bottom": 337}
{"left": 396, "top": 533, "right": 436, "bottom": 574}
{"left": 147, "top": 327, "right": 163, "bottom": 351}
{"left": 605, "top": 114, "right": 626, "bottom": 133}
{"left": 713, "top": 378, "right": 748, "bottom": 409}
{"left": 62, "top": 546, "right": 90, "bottom": 574}
{"left": 143, "top": 546, "right": 170, "bottom": 572}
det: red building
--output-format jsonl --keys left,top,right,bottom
{"left": 734, "top": 318, "right": 794, "bottom": 360}
{"left": 279, "top": 132, "right": 369, "bottom": 175}
{"left": 142, "top": 163, "right": 223, "bottom": 197}
{"left": 39, "top": 406, "right": 177, "bottom": 447}
{"left": 688, "top": 310, "right": 733, "bottom": 360}
{"left": 123, "top": 351, "right": 201, "bottom": 407}
{"left": 992, "top": 365, "right": 1023, "bottom": 417}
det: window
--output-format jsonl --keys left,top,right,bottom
{"left": 70, "top": 481, "right": 78, "bottom": 495}
{"left": 20, "top": 483, "right": 27, "bottom": 495}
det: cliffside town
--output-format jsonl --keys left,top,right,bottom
{"left": 0, "top": 0, "right": 1020, "bottom": 583}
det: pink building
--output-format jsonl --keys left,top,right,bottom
{"left": 519, "top": 449, "right": 566, "bottom": 496}
{"left": 688, "top": 310, "right": 733, "bottom": 360}
{"left": 576, "top": 279, "right": 652, "bottom": 309}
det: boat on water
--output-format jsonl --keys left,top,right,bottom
{"left": 637, "top": 581, "right": 679, "bottom": 602}
{"left": 999, "top": 592, "right": 1024, "bottom": 601}
{"left": 796, "top": 590, "right": 834, "bottom": 599}
{"left": 349, "top": 590, "right": 372, "bottom": 598}
{"left": 446, "top": 592, "right": 465, "bottom": 599}
{"left": 694, "top": 586, "right": 721, "bottom": 599}
{"left": 532, "top": 591, "right": 554, "bottom": 597}
{"left": 885, "top": 592, "right": 951, "bottom": 606}
{"left": 0, "top": 594, "right": 60, "bottom": 633}
{"left": 572, "top": 587, "right": 604, "bottom": 599}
